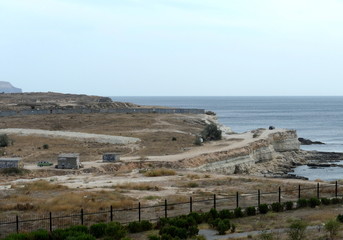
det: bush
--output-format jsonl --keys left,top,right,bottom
{"left": 188, "top": 212, "right": 203, "bottom": 224}
{"left": 29, "top": 229, "right": 50, "bottom": 240}
{"left": 208, "top": 208, "right": 219, "bottom": 219}
{"left": 3, "top": 233, "right": 29, "bottom": 240}
{"left": 140, "top": 220, "right": 153, "bottom": 231}
{"left": 66, "top": 233, "right": 95, "bottom": 240}
{"left": 234, "top": 207, "right": 244, "bottom": 218}
{"left": 287, "top": 219, "right": 307, "bottom": 240}
{"left": 285, "top": 201, "right": 293, "bottom": 210}
{"left": 297, "top": 198, "right": 308, "bottom": 208}
{"left": 336, "top": 214, "right": 343, "bottom": 223}
{"left": 271, "top": 202, "right": 283, "bottom": 212}
{"left": 246, "top": 206, "right": 256, "bottom": 216}
{"left": 67, "top": 225, "right": 89, "bottom": 234}
{"left": 0, "top": 134, "right": 10, "bottom": 147}
{"left": 331, "top": 198, "right": 341, "bottom": 204}
{"left": 258, "top": 231, "right": 275, "bottom": 240}
{"left": 308, "top": 197, "right": 321, "bottom": 208}
{"left": 90, "top": 223, "right": 107, "bottom": 238}
{"left": 159, "top": 226, "right": 187, "bottom": 239}
{"left": 148, "top": 235, "right": 160, "bottom": 240}
{"left": 219, "top": 209, "right": 233, "bottom": 219}
{"left": 128, "top": 220, "right": 152, "bottom": 233}
{"left": 216, "top": 219, "right": 230, "bottom": 235}
{"left": 258, "top": 204, "right": 269, "bottom": 214}
{"left": 201, "top": 123, "right": 222, "bottom": 141}
{"left": 105, "top": 222, "right": 127, "bottom": 240}
{"left": 324, "top": 219, "right": 340, "bottom": 240}
{"left": 42, "top": 144, "right": 49, "bottom": 149}
{"left": 321, "top": 197, "right": 331, "bottom": 205}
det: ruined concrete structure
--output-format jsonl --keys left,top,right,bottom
{"left": 0, "top": 158, "right": 22, "bottom": 168}
{"left": 57, "top": 153, "right": 80, "bottom": 169}
{"left": 102, "top": 153, "right": 120, "bottom": 162}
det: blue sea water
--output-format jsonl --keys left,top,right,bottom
{"left": 112, "top": 96, "right": 343, "bottom": 180}
{"left": 112, "top": 96, "right": 343, "bottom": 153}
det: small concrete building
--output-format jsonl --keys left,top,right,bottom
{"left": 102, "top": 153, "right": 120, "bottom": 162}
{"left": 0, "top": 158, "right": 22, "bottom": 168}
{"left": 57, "top": 153, "right": 80, "bottom": 169}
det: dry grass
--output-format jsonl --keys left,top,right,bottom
{"left": 114, "top": 182, "right": 162, "bottom": 191}
{"left": 144, "top": 168, "right": 176, "bottom": 177}
{"left": 17, "top": 180, "right": 68, "bottom": 192}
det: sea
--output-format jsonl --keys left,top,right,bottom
{"left": 111, "top": 96, "right": 343, "bottom": 181}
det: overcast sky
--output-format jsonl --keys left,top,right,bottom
{"left": 1, "top": 0, "right": 343, "bottom": 96}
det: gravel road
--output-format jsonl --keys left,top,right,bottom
{"left": 0, "top": 128, "right": 140, "bottom": 144}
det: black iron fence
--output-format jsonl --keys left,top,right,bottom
{"left": 1, "top": 181, "right": 342, "bottom": 237}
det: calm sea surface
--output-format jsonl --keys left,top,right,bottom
{"left": 111, "top": 96, "right": 343, "bottom": 180}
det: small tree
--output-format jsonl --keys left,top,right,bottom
{"left": 201, "top": 124, "right": 222, "bottom": 141}
{"left": 324, "top": 219, "right": 340, "bottom": 240}
{"left": 288, "top": 219, "right": 307, "bottom": 240}
{"left": 0, "top": 134, "right": 10, "bottom": 147}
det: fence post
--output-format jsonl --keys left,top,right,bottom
{"left": 110, "top": 206, "right": 113, "bottom": 222}
{"left": 278, "top": 187, "right": 281, "bottom": 203}
{"left": 336, "top": 181, "right": 338, "bottom": 198}
{"left": 298, "top": 185, "right": 301, "bottom": 199}
{"left": 165, "top": 199, "right": 168, "bottom": 218}
{"left": 49, "top": 212, "right": 52, "bottom": 232}
{"left": 236, "top": 192, "right": 239, "bottom": 208}
{"left": 138, "top": 202, "right": 141, "bottom": 222}
{"left": 81, "top": 209, "right": 84, "bottom": 225}
{"left": 258, "top": 190, "right": 261, "bottom": 206}
{"left": 190, "top": 197, "right": 193, "bottom": 213}
{"left": 213, "top": 194, "right": 216, "bottom": 210}
{"left": 317, "top": 183, "right": 320, "bottom": 199}
{"left": 16, "top": 215, "right": 19, "bottom": 233}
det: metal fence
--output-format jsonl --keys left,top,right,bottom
{"left": 0, "top": 182, "right": 342, "bottom": 237}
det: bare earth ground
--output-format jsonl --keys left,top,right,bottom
{"left": 0, "top": 112, "right": 343, "bottom": 239}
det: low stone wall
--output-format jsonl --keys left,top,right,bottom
{"left": 0, "top": 108, "right": 205, "bottom": 117}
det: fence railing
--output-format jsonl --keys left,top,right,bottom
{"left": 0, "top": 181, "right": 342, "bottom": 237}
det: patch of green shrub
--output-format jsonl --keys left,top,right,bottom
{"left": 219, "top": 209, "right": 233, "bottom": 219}
{"left": 3, "top": 233, "right": 29, "bottom": 240}
{"left": 90, "top": 222, "right": 107, "bottom": 238}
{"left": 271, "top": 202, "right": 283, "bottom": 212}
{"left": 0, "top": 134, "right": 11, "bottom": 147}
{"left": 65, "top": 233, "right": 95, "bottom": 240}
{"left": 201, "top": 123, "right": 222, "bottom": 141}
{"left": 287, "top": 219, "right": 307, "bottom": 240}
{"left": 308, "top": 197, "right": 320, "bottom": 208}
{"left": 321, "top": 197, "right": 331, "bottom": 205}
{"left": 297, "top": 198, "right": 308, "bottom": 208}
{"left": 29, "top": 229, "right": 50, "bottom": 240}
{"left": 105, "top": 222, "right": 127, "bottom": 240}
{"left": 258, "top": 204, "right": 269, "bottom": 214}
{"left": 285, "top": 201, "right": 293, "bottom": 210}
{"left": 324, "top": 219, "right": 340, "bottom": 240}
{"left": 331, "top": 198, "right": 341, "bottom": 204}
{"left": 67, "top": 225, "right": 89, "bottom": 234}
{"left": 216, "top": 219, "right": 231, "bottom": 235}
{"left": 188, "top": 212, "right": 203, "bottom": 224}
{"left": 234, "top": 207, "right": 244, "bottom": 218}
{"left": 336, "top": 214, "right": 343, "bottom": 223}
{"left": 127, "top": 220, "right": 152, "bottom": 233}
{"left": 148, "top": 235, "right": 160, "bottom": 240}
{"left": 246, "top": 206, "right": 256, "bottom": 216}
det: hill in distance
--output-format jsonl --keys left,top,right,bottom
{"left": 0, "top": 81, "right": 22, "bottom": 93}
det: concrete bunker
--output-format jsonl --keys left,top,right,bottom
{"left": 102, "top": 153, "right": 120, "bottom": 162}
{"left": 0, "top": 158, "right": 22, "bottom": 169}
{"left": 57, "top": 153, "right": 81, "bottom": 169}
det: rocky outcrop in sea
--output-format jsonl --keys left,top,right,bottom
{"left": 0, "top": 81, "right": 22, "bottom": 93}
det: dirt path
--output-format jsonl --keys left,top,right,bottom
{"left": 0, "top": 128, "right": 140, "bottom": 144}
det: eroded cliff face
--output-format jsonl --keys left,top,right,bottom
{"left": 182, "top": 129, "right": 301, "bottom": 175}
